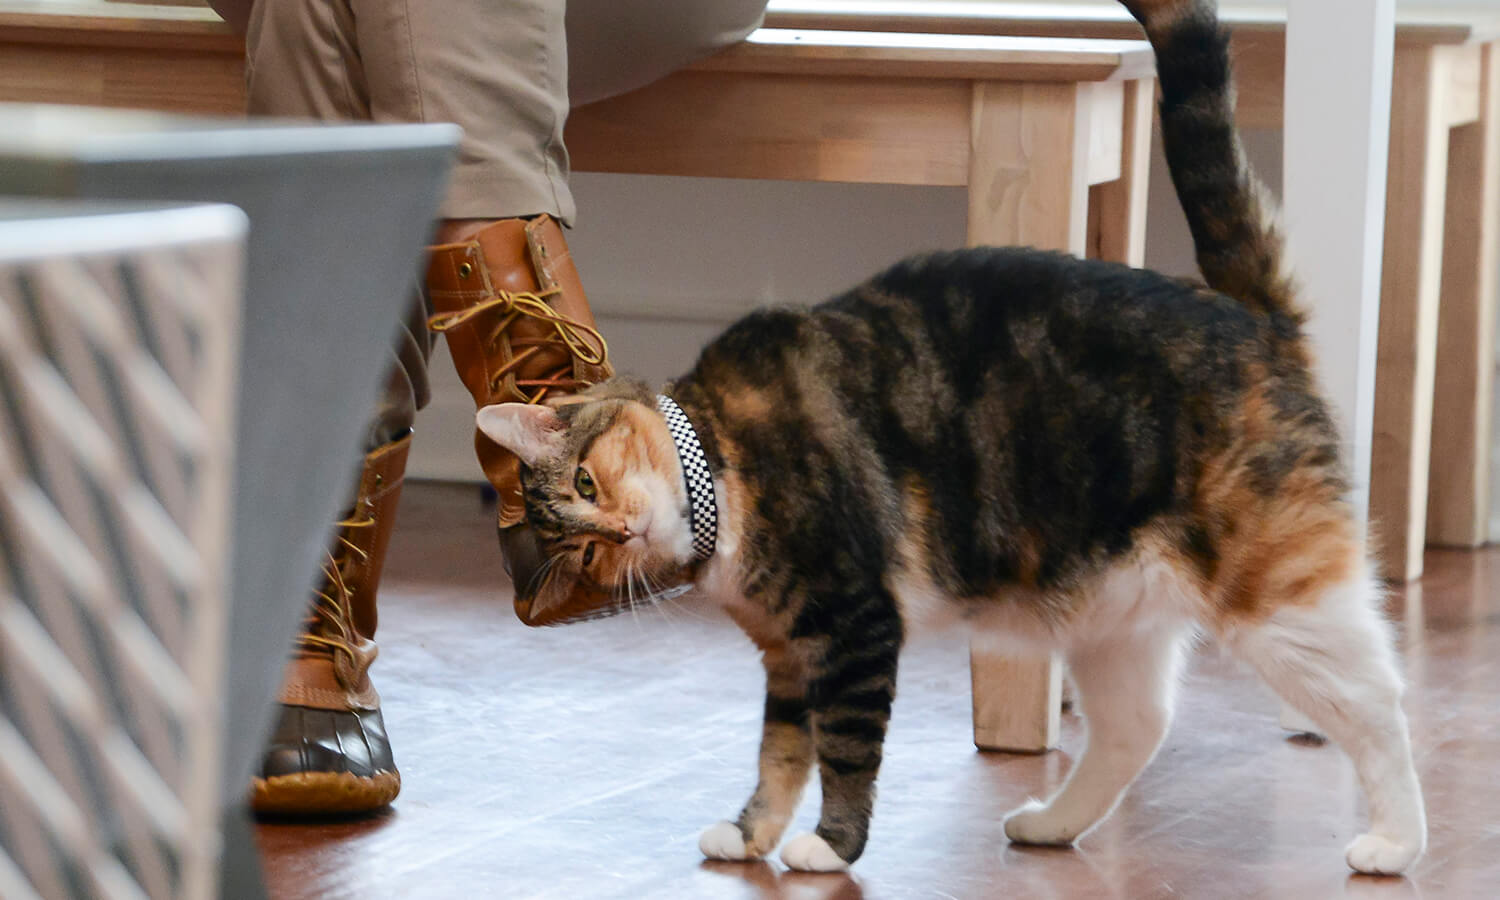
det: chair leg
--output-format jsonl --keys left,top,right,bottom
{"left": 1371, "top": 44, "right": 1460, "bottom": 580}
{"left": 1427, "top": 42, "right": 1499, "bottom": 548}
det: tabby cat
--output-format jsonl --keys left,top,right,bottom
{"left": 475, "top": 0, "right": 1427, "bottom": 876}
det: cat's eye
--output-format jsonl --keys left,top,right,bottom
{"left": 582, "top": 543, "right": 596, "bottom": 566}
{"left": 575, "top": 466, "right": 598, "bottom": 502}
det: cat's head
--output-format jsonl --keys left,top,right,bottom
{"left": 476, "top": 377, "right": 697, "bottom": 625}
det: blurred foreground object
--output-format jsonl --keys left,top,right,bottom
{"left": 0, "top": 202, "right": 245, "bottom": 899}
{"left": 0, "top": 103, "right": 456, "bottom": 897}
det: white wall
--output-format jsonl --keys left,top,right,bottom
{"left": 410, "top": 129, "right": 1285, "bottom": 481}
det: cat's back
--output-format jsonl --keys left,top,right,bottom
{"left": 837, "top": 246, "right": 1272, "bottom": 375}
{"left": 754, "top": 246, "right": 1337, "bottom": 594}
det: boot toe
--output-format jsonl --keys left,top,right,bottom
{"left": 252, "top": 704, "right": 398, "bottom": 815}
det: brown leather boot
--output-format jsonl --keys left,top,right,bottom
{"left": 252, "top": 432, "right": 410, "bottom": 815}
{"left": 427, "top": 215, "right": 616, "bottom": 625}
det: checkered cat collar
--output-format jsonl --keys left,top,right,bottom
{"left": 656, "top": 394, "right": 717, "bottom": 562}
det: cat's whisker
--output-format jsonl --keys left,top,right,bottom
{"left": 624, "top": 560, "right": 645, "bottom": 632}
{"left": 522, "top": 552, "right": 560, "bottom": 601}
{"left": 657, "top": 589, "right": 710, "bottom": 624}
{"left": 643, "top": 570, "right": 678, "bottom": 626}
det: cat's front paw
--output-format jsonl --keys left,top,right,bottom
{"left": 1003, "top": 800, "right": 1081, "bottom": 847}
{"left": 780, "top": 833, "right": 849, "bottom": 872}
{"left": 700, "top": 821, "right": 757, "bottom": 862}
{"left": 1345, "top": 833, "right": 1422, "bottom": 876}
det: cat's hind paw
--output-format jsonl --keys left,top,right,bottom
{"left": 780, "top": 833, "right": 849, "bottom": 872}
{"left": 1345, "top": 833, "right": 1422, "bottom": 876}
{"left": 700, "top": 822, "right": 756, "bottom": 861}
{"left": 1003, "top": 800, "right": 1082, "bottom": 847}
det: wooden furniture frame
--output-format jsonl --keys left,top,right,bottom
{"left": 764, "top": 3, "right": 1500, "bottom": 581}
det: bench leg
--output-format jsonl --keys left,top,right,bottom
{"left": 1371, "top": 44, "right": 1458, "bottom": 581}
{"left": 971, "top": 651, "right": 1063, "bottom": 753}
{"left": 965, "top": 80, "right": 1132, "bottom": 751}
{"left": 1427, "top": 42, "right": 1500, "bottom": 548}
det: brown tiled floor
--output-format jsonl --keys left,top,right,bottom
{"left": 256, "top": 482, "right": 1500, "bottom": 899}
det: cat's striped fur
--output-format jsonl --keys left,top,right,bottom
{"left": 478, "top": 0, "right": 1427, "bottom": 875}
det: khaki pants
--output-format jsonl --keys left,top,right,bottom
{"left": 208, "top": 0, "right": 766, "bottom": 447}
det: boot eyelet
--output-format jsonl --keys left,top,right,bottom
{"left": 458, "top": 262, "right": 473, "bottom": 279}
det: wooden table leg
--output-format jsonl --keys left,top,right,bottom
{"left": 966, "top": 79, "right": 1134, "bottom": 752}
{"left": 1371, "top": 44, "right": 1464, "bottom": 581}
{"left": 1090, "top": 78, "right": 1154, "bottom": 266}
{"left": 1428, "top": 41, "right": 1499, "bottom": 548}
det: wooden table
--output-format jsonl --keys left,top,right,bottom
{"left": 0, "top": 5, "right": 1156, "bottom": 757}
{"left": 766, "top": 3, "right": 1500, "bottom": 582}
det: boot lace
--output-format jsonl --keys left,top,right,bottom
{"left": 427, "top": 287, "right": 609, "bottom": 403}
{"left": 296, "top": 513, "right": 375, "bottom": 669}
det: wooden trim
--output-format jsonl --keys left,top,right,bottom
{"left": 0, "top": 5, "right": 238, "bottom": 50}
{"left": 696, "top": 29, "right": 1155, "bottom": 83}
{"left": 763, "top": 2, "right": 1500, "bottom": 47}
{"left": 566, "top": 71, "right": 973, "bottom": 185}
{"left": 0, "top": 41, "right": 244, "bottom": 115}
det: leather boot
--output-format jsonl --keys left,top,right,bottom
{"left": 427, "top": 215, "right": 616, "bottom": 625}
{"left": 252, "top": 432, "right": 410, "bottom": 815}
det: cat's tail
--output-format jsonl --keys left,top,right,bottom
{"left": 1119, "top": 0, "right": 1302, "bottom": 328}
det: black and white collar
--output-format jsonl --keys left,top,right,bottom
{"left": 655, "top": 394, "right": 717, "bottom": 562}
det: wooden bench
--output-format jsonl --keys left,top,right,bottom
{"left": 0, "top": 3, "right": 1157, "bottom": 759}
{"left": 766, "top": 2, "right": 1500, "bottom": 584}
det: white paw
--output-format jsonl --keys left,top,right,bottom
{"left": 1003, "top": 800, "right": 1080, "bottom": 847}
{"left": 1345, "top": 833, "right": 1422, "bottom": 876}
{"left": 700, "top": 821, "right": 756, "bottom": 861}
{"left": 780, "top": 833, "right": 849, "bottom": 872}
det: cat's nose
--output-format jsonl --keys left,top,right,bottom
{"left": 598, "top": 524, "right": 630, "bottom": 544}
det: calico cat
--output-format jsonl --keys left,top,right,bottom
{"left": 475, "top": 0, "right": 1427, "bottom": 876}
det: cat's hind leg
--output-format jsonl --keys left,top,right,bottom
{"left": 1004, "top": 624, "right": 1190, "bottom": 846}
{"left": 1215, "top": 568, "right": 1426, "bottom": 875}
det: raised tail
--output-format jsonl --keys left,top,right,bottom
{"left": 1120, "top": 0, "right": 1301, "bottom": 328}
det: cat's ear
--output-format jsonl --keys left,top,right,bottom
{"left": 476, "top": 403, "right": 567, "bottom": 465}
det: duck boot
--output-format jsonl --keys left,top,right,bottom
{"left": 426, "top": 215, "right": 616, "bottom": 625}
{"left": 252, "top": 432, "right": 411, "bottom": 815}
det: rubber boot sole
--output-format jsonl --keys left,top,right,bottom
{"left": 250, "top": 770, "right": 400, "bottom": 816}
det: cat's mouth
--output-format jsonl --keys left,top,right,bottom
{"left": 625, "top": 509, "right": 655, "bottom": 552}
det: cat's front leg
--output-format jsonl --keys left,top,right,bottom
{"left": 701, "top": 655, "right": 814, "bottom": 862}
{"left": 780, "top": 613, "right": 901, "bottom": 872}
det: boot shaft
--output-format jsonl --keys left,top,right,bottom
{"left": 426, "top": 215, "right": 613, "bottom": 526}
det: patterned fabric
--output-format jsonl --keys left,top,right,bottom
{"left": 656, "top": 395, "right": 717, "bottom": 561}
